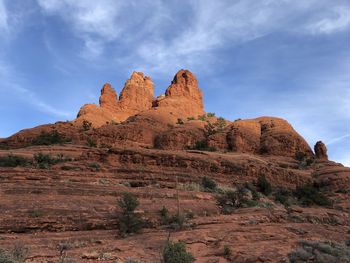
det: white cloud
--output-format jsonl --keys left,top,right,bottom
{"left": 37, "top": 0, "right": 161, "bottom": 59}
{"left": 35, "top": 0, "right": 350, "bottom": 73}
{"left": 307, "top": 6, "right": 350, "bottom": 34}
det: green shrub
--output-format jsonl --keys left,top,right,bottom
{"left": 223, "top": 245, "right": 231, "bottom": 258}
{"left": 194, "top": 140, "right": 208, "bottom": 150}
{"left": 0, "top": 142, "right": 9, "bottom": 150}
{"left": 169, "top": 213, "right": 186, "bottom": 229}
{"left": 274, "top": 188, "right": 293, "bottom": 206}
{"left": 0, "top": 155, "right": 31, "bottom": 167}
{"left": 244, "top": 183, "right": 259, "bottom": 200}
{"left": 198, "top": 115, "right": 206, "bottom": 121}
{"left": 159, "top": 206, "right": 190, "bottom": 229}
{"left": 257, "top": 175, "right": 272, "bottom": 195}
{"left": 288, "top": 240, "right": 350, "bottom": 263}
{"left": 176, "top": 118, "right": 184, "bottom": 125}
{"left": 160, "top": 206, "right": 170, "bottom": 224}
{"left": 88, "top": 162, "right": 100, "bottom": 171}
{"left": 201, "top": 176, "right": 217, "bottom": 192}
{"left": 295, "top": 151, "right": 307, "bottom": 161}
{"left": 32, "top": 130, "right": 70, "bottom": 145}
{"left": 207, "top": 112, "right": 216, "bottom": 117}
{"left": 187, "top": 117, "right": 195, "bottom": 121}
{"left": 162, "top": 241, "right": 195, "bottom": 263}
{"left": 294, "top": 184, "right": 332, "bottom": 206}
{"left": 215, "top": 117, "right": 226, "bottom": 131}
{"left": 117, "top": 192, "right": 144, "bottom": 235}
{"left": 190, "top": 140, "right": 216, "bottom": 152}
{"left": 0, "top": 249, "right": 16, "bottom": 263}
{"left": 87, "top": 138, "right": 97, "bottom": 147}
{"left": 34, "top": 153, "right": 69, "bottom": 169}
{"left": 0, "top": 243, "right": 28, "bottom": 263}
{"left": 82, "top": 120, "right": 92, "bottom": 131}
{"left": 216, "top": 186, "right": 255, "bottom": 214}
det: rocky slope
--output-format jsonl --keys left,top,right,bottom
{"left": 0, "top": 69, "right": 349, "bottom": 262}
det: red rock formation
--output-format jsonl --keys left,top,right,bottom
{"left": 314, "top": 141, "right": 328, "bottom": 160}
{"left": 76, "top": 72, "right": 154, "bottom": 127}
{"left": 99, "top": 83, "right": 118, "bottom": 111}
{"left": 117, "top": 72, "right": 154, "bottom": 112}
{"left": 227, "top": 119, "right": 261, "bottom": 153}
{"left": 257, "top": 117, "right": 313, "bottom": 157}
{"left": 155, "top": 69, "right": 204, "bottom": 119}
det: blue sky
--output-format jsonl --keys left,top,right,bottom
{"left": 0, "top": 0, "right": 350, "bottom": 166}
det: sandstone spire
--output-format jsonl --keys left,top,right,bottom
{"left": 99, "top": 83, "right": 118, "bottom": 111}
{"left": 118, "top": 71, "right": 154, "bottom": 112}
{"left": 314, "top": 141, "right": 328, "bottom": 160}
{"left": 155, "top": 69, "right": 204, "bottom": 118}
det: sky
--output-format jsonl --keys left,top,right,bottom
{"left": 0, "top": 0, "right": 349, "bottom": 166}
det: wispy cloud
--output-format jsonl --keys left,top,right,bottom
{"left": 307, "top": 6, "right": 350, "bottom": 34}
{"left": 328, "top": 133, "right": 350, "bottom": 145}
{"left": 0, "top": 60, "right": 72, "bottom": 118}
{"left": 36, "top": 0, "right": 350, "bottom": 74}
{"left": 37, "top": 0, "right": 163, "bottom": 59}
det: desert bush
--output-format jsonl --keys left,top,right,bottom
{"left": 223, "top": 245, "right": 232, "bottom": 258}
{"left": 215, "top": 117, "right": 226, "bottom": 131}
{"left": 0, "top": 249, "right": 17, "bottom": 263}
{"left": 257, "top": 175, "right": 272, "bottom": 195}
{"left": 32, "top": 130, "right": 70, "bottom": 145}
{"left": 160, "top": 206, "right": 170, "bottom": 224}
{"left": 0, "top": 142, "right": 9, "bottom": 150}
{"left": 87, "top": 138, "right": 97, "bottom": 147}
{"left": 216, "top": 186, "right": 256, "bottom": 214}
{"left": 201, "top": 176, "right": 217, "bottom": 192}
{"left": 288, "top": 240, "right": 350, "bottom": 263}
{"left": 244, "top": 182, "right": 260, "bottom": 200}
{"left": 274, "top": 188, "right": 294, "bottom": 206}
{"left": 177, "top": 182, "right": 201, "bottom": 192}
{"left": 162, "top": 241, "right": 195, "bottom": 263}
{"left": 0, "top": 155, "right": 31, "bottom": 167}
{"left": 198, "top": 115, "right": 206, "bottom": 121}
{"left": 82, "top": 120, "right": 92, "bottom": 131}
{"left": 295, "top": 151, "right": 307, "bottom": 162}
{"left": 176, "top": 118, "right": 184, "bottom": 125}
{"left": 204, "top": 118, "right": 227, "bottom": 136}
{"left": 159, "top": 206, "right": 189, "bottom": 229}
{"left": 88, "top": 162, "right": 100, "bottom": 171}
{"left": 0, "top": 243, "right": 28, "bottom": 263}
{"left": 207, "top": 112, "right": 216, "bottom": 117}
{"left": 294, "top": 184, "right": 332, "bottom": 207}
{"left": 190, "top": 140, "right": 216, "bottom": 152}
{"left": 117, "top": 192, "right": 144, "bottom": 235}
{"left": 169, "top": 213, "right": 187, "bottom": 229}
{"left": 34, "top": 153, "right": 69, "bottom": 169}
{"left": 187, "top": 117, "right": 195, "bottom": 121}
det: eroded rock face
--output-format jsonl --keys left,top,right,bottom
{"left": 314, "top": 141, "right": 328, "bottom": 160}
{"left": 227, "top": 120, "right": 261, "bottom": 153}
{"left": 99, "top": 83, "right": 118, "bottom": 111}
{"left": 76, "top": 72, "right": 154, "bottom": 127}
{"left": 3, "top": 69, "right": 314, "bottom": 160}
{"left": 117, "top": 72, "right": 154, "bottom": 112}
{"left": 257, "top": 117, "right": 313, "bottom": 157}
{"left": 155, "top": 69, "right": 204, "bottom": 118}
{"left": 76, "top": 69, "right": 204, "bottom": 127}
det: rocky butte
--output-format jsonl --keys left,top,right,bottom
{"left": 0, "top": 69, "right": 349, "bottom": 262}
